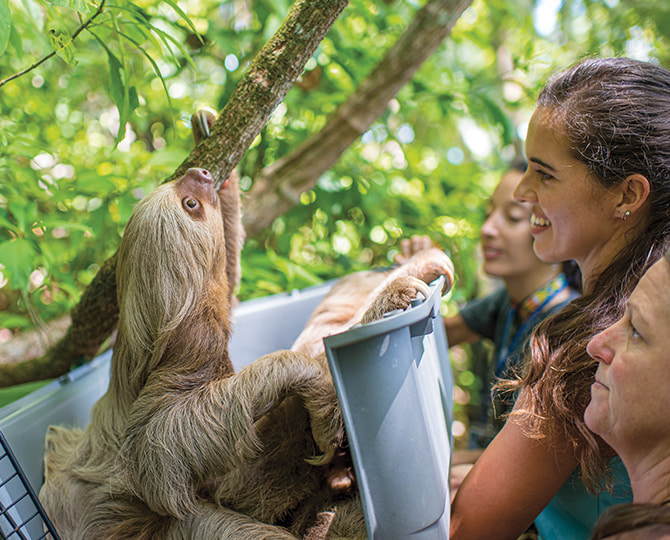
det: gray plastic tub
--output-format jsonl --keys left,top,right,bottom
{"left": 0, "top": 277, "right": 452, "bottom": 539}
{"left": 325, "top": 276, "right": 452, "bottom": 539}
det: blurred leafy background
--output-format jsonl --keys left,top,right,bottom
{"left": 1, "top": 0, "right": 670, "bottom": 442}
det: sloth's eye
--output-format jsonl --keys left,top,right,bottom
{"left": 183, "top": 197, "right": 199, "bottom": 210}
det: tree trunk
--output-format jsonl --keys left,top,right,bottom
{"left": 0, "top": 255, "right": 118, "bottom": 385}
{"left": 0, "top": 0, "right": 473, "bottom": 386}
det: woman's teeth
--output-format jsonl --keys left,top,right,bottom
{"left": 531, "top": 214, "right": 551, "bottom": 227}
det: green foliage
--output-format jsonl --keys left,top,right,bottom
{"left": 2, "top": 0, "right": 670, "bottom": 439}
{"left": 0, "top": 0, "right": 11, "bottom": 56}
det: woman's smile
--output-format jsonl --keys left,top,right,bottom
{"left": 530, "top": 213, "right": 551, "bottom": 228}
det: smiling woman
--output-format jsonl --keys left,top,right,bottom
{"left": 515, "top": 106, "right": 650, "bottom": 286}
{"left": 444, "top": 165, "right": 579, "bottom": 446}
{"left": 480, "top": 167, "right": 550, "bottom": 284}
{"left": 450, "top": 57, "right": 670, "bottom": 540}
{"left": 396, "top": 164, "right": 581, "bottom": 505}
{"left": 439, "top": 164, "right": 581, "bottom": 507}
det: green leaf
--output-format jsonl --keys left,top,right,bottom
{"left": 44, "top": 0, "right": 93, "bottom": 13}
{"left": 0, "top": 313, "right": 32, "bottom": 330}
{"left": 20, "top": 0, "right": 43, "bottom": 30}
{"left": 150, "top": 24, "right": 197, "bottom": 73}
{"left": 73, "top": 171, "right": 117, "bottom": 195}
{"left": 48, "top": 29, "right": 79, "bottom": 66}
{"left": 8, "top": 199, "right": 37, "bottom": 235}
{"left": 146, "top": 147, "right": 189, "bottom": 169}
{"left": 99, "top": 40, "right": 124, "bottom": 104}
{"left": 123, "top": 20, "right": 165, "bottom": 59}
{"left": 161, "top": 0, "right": 200, "bottom": 40}
{"left": 0, "top": 214, "right": 18, "bottom": 235}
{"left": 92, "top": 35, "right": 139, "bottom": 144}
{"left": 0, "top": 0, "right": 11, "bottom": 56}
{"left": 110, "top": 29, "right": 173, "bottom": 123}
{"left": 127, "top": 85, "right": 139, "bottom": 113}
{"left": 0, "top": 238, "right": 36, "bottom": 291}
{"left": 8, "top": 22, "right": 24, "bottom": 59}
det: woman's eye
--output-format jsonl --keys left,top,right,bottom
{"left": 629, "top": 320, "right": 642, "bottom": 341}
{"left": 183, "top": 197, "right": 199, "bottom": 210}
{"left": 506, "top": 213, "right": 524, "bottom": 224}
{"left": 539, "top": 170, "right": 554, "bottom": 182}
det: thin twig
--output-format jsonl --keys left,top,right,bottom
{"left": 0, "top": 0, "right": 107, "bottom": 89}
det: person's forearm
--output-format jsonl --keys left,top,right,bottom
{"left": 450, "top": 416, "right": 578, "bottom": 539}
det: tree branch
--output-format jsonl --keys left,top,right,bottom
{"left": 242, "top": 0, "right": 473, "bottom": 237}
{"left": 0, "top": 0, "right": 107, "bottom": 89}
{"left": 165, "top": 0, "right": 350, "bottom": 190}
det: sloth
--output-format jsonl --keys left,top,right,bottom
{"left": 39, "top": 165, "right": 454, "bottom": 539}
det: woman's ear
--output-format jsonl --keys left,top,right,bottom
{"left": 617, "top": 173, "right": 651, "bottom": 219}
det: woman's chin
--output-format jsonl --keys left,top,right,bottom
{"left": 482, "top": 261, "right": 507, "bottom": 278}
{"left": 531, "top": 241, "right": 561, "bottom": 265}
{"left": 584, "top": 400, "right": 606, "bottom": 437}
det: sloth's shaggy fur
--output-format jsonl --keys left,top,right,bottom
{"left": 38, "top": 167, "right": 453, "bottom": 539}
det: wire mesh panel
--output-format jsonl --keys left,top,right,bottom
{"left": 0, "top": 431, "right": 59, "bottom": 540}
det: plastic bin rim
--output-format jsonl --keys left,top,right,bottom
{"left": 0, "top": 349, "right": 113, "bottom": 423}
{"left": 323, "top": 276, "right": 444, "bottom": 349}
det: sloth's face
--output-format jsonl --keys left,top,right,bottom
{"left": 176, "top": 168, "right": 219, "bottom": 221}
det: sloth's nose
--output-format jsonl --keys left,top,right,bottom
{"left": 183, "top": 168, "right": 212, "bottom": 184}
{"left": 178, "top": 168, "right": 216, "bottom": 205}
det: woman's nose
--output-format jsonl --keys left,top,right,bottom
{"left": 513, "top": 170, "right": 535, "bottom": 203}
{"left": 480, "top": 214, "right": 498, "bottom": 238}
{"left": 586, "top": 325, "right": 616, "bottom": 365}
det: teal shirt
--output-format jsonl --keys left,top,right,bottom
{"left": 535, "top": 457, "right": 632, "bottom": 539}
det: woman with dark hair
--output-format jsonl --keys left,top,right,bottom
{"left": 450, "top": 57, "right": 670, "bottom": 539}
{"left": 585, "top": 251, "right": 670, "bottom": 540}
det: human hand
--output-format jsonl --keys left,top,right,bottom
{"left": 394, "top": 235, "right": 436, "bottom": 265}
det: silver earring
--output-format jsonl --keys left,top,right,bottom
{"left": 622, "top": 210, "right": 631, "bottom": 221}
